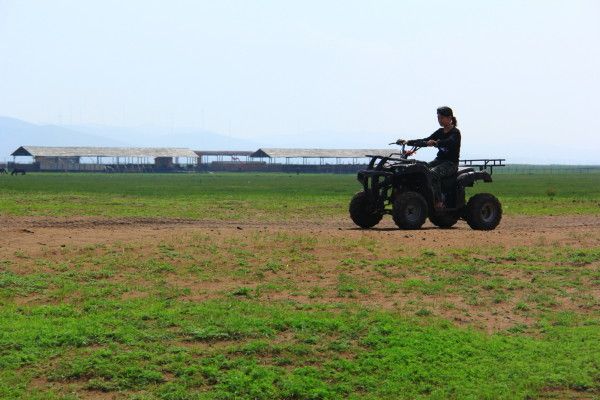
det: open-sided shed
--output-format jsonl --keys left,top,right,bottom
{"left": 250, "top": 148, "right": 396, "bottom": 165}
{"left": 11, "top": 146, "right": 199, "bottom": 171}
{"left": 194, "top": 150, "right": 254, "bottom": 164}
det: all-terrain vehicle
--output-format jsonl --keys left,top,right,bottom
{"left": 349, "top": 141, "right": 505, "bottom": 230}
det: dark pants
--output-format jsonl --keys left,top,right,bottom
{"left": 428, "top": 159, "right": 458, "bottom": 203}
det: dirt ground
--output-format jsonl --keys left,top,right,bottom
{"left": 2, "top": 215, "right": 600, "bottom": 333}
{"left": 2, "top": 214, "right": 600, "bottom": 254}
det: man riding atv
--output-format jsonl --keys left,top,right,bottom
{"left": 398, "top": 106, "right": 460, "bottom": 209}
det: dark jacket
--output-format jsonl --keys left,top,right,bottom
{"left": 408, "top": 127, "right": 461, "bottom": 163}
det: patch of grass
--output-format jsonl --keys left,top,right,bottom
{"left": 1, "top": 299, "right": 599, "bottom": 399}
{"left": 0, "top": 172, "right": 599, "bottom": 219}
{"left": 402, "top": 278, "right": 444, "bottom": 295}
{"left": 230, "top": 287, "right": 254, "bottom": 298}
{"left": 1, "top": 224, "right": 600, "bottom": 398}
{"left": 415, "top": 308, "right": 432, "bottom": 317}
{"left": 336, "top": 274, "right": 370, "bottom": 297}
{"left": 0, "top": 271, "right": 49, "bottom": 297}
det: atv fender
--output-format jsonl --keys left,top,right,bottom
{"left": 457, "top": 171, "right": 492, "bottom": 188}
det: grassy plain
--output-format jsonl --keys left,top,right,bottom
{"left": 1, "top": 172, "right": 599, "bottom": 399}
{"left": 0, "top": 172, "right": 599, "bottom": 219}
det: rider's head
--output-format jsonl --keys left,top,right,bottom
{"left": 437, "top": 106, "right": 457, "bottom": 128}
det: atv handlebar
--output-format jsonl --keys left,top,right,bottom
{"left": 388, "top": 141, "right": 422, "bottom": 159}
{"left": 393, "top": 139, "right": 430, "bottom": 147}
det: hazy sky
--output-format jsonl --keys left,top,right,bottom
{"left": 1, "top": 0, "right": 599, "bottom": 162}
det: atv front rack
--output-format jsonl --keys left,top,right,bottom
{"left": 459, "top": 159, "right": 505, "bottom": 175}
{"left": 365, "top": 154, "right": 406, "bottom": 170}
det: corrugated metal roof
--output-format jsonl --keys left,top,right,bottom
{"left": 250, "top": 148, "right": 398, "bottom": 158}
{"left": 194, "top": 150, "right": 254, "bottom": 156}
{"left": 11, "top": 146, "right": 199, "bottom": 158}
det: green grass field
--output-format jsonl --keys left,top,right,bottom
{"left": 1, "top": 173, "right": 599, "bottom": 399}
{"left": 0, "top": 172, "right": 599, "bottom": 218}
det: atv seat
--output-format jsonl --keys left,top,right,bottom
{"left": 441, "top": 167, "right": 478, "bottom": 188}
{"left": 456, "top": 167, "right": 475, "bottom": 176}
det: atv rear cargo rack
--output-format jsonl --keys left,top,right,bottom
{"left": 459, "top": 159, "right": 505, "bottom": 175}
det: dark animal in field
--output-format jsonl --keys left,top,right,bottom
{"left": 0, "top": 168, "right": 7, "bottom": 174}
{"left": 11, "top": 169, "right": 26, "bottom": 176}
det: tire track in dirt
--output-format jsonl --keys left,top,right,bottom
{"left": 2, "top": 214, "right": 600, "bottom": 230}
{"left": 1, "top": 214, "right": 600, "bottom": 257}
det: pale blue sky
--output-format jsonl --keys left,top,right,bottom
{"left": 1, "top": 0, "right": 599, "bottom": 162}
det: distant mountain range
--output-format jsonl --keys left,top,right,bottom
{"left": 64, "top": 123, "right": 261, "bottom": 151}
{"left": 0, "top": 117, "right": 123, "bottom": 159}
{"left": 1, "top": 116, "right": 596, "bottom": 165}
{"left": 0, "top": 116, "right": 260, "bottom": 159}
{"left": 0, "top": 116, "right": 397, "bottom": 160}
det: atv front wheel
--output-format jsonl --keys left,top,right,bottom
{"left": 429, "top": 213, "right": 459, "bottom": 229}
{"left": 465, "top": 193, "right": 502, "bottom": 230}
{"left": 393, "top": 191, "right": 428, "bottom": 230}
{"left": 349, "top": 191, "right": 383, "bottom": 228}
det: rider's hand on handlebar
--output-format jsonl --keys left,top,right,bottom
{"left": 395, "top": 139, "right": 407, "bottom": 145}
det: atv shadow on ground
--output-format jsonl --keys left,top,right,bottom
{"left": 347, "top": 226, "right": 451, "bottom": 232}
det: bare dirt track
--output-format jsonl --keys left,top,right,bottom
{"left": 2, "top": 214, "right": 600, "bottom": 254}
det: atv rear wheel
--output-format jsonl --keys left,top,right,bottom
{"left": 349, "top": 191, "right": 383, "bottom": 228}
{"left": 465, "top": 193, "right": 502, "bottom": 230}
{"left": 393, "top": 191, "right": 428, "bottom": 230}
{"left": 429, "top": 213, "right": 459, "bottom": 229}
